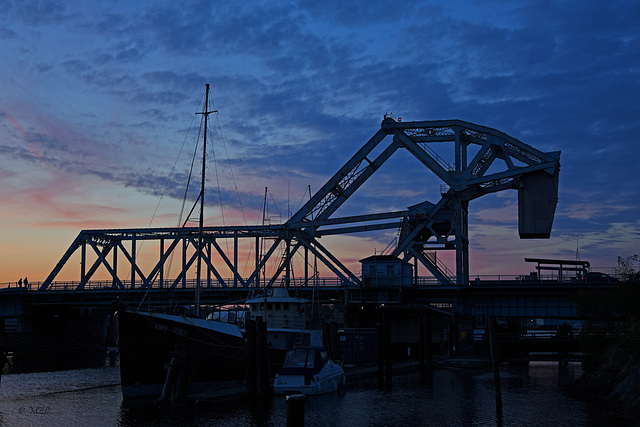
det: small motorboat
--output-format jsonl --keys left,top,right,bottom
{"left": 273, "top": 346, "right": 345, "bottom": 395}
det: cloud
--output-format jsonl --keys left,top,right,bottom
{"left": 12, "top": 0, "right": 69, "bottom": 26}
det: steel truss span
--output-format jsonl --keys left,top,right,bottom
{"left": 41, "top": 118, "right": 560, "bottom": 291}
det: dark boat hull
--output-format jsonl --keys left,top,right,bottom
{"left": 115, "top": 310, "right": 247, "bottom": 400}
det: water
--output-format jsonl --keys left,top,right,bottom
{"left": 0, "top": 362, "right": 630, "bottom": 426}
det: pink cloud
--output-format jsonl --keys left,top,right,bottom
{"left": 1, "top": 107, "right": 27, "bottom": 137}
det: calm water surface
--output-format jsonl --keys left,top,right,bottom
{"left": 0, "top": 362, "right": 630, "bottom": 426}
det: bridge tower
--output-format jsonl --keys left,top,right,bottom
{"left": 285, "top": 118, "right": 560, "bottom": 287}
{"left": 385, "top": 119, "right": 561, "bottom": 286}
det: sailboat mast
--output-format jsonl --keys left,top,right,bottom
{"left": 196, "top": 83, "right": 212, "bottom": 316}
{"left": 200, "top": 83, "right": 209, "bottom": 233}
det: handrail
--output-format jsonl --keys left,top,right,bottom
{"left": 0, "top": 272, "right": 624, "bottom": 292}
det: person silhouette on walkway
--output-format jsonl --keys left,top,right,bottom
{"left": 18, "top": 278, "right": 22, "bottom": 287}
{"left": 23, "top": 277, "right": 29, "bottom": 289}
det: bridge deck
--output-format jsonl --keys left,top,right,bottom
{"left": 0, "top": 277, "right": 623, "bottom": 320}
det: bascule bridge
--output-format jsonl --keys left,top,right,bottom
{"left": 40, "top": 117, "right": 560, "bottom": 292}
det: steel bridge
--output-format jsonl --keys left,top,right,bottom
{"left": 3, "top": 277, "right": 624, "bottom": 321}
{"left": 40, "top": 117, "right": 561, "bottom": 293}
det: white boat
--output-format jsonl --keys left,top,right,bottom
{"left": 273, "top": 346, "right": 345, "bottom": 395}
{"left": 245, "top": 287, "right": 324, "bottom": 375}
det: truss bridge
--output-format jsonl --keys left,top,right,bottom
{"left": 39, "top": 117, "right": 561, "bottom": 292}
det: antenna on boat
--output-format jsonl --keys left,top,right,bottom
{"left": 260, "top": 187, "right": 268, "bottom": 290}
{"left": 194, "top": 84, "right": 217, "bottom": 316}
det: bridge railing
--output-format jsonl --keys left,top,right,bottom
{"left": 0, "top": 277, "right": 356, "bottom": 292}
{"left": 0, "top": 272, "right": 623, "bottom": 292}
{"left": 469, "top": 273, "right": 622, "bottom": 286}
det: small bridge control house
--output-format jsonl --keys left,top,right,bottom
{"left": 360, "top": 255, "right": 413, "bottom": 287}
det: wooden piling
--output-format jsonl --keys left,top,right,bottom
{"left": 488, "top": 316, "right": 503, "bottom": 415}
{"left": 329, "top": 322, "right": 338, "bottom": 360}
{"left": 419, "top": 319, "right": 425, "bottom": 379}
{"left": 286, "top": 393, "right": 306, "bottom": 426}
{"left": 245, "top": 318, "right": 257, "bottom": 396}
{"left": 422, "top": 316, "right": 433, "bottom": 383}
{"left": 384, "top": 321, "right": 392, "bottom": 390}
{"left": 323, "top": 321, "right": 339, "bottom": 361}
{"left": 377, "top": 322, "right": 384, "bottom": 389}
{"left": 256, "top": 316, "right": 270, "bottom": 397}
{"left": 323, "top": 323, "right": 331, "bottom": 355}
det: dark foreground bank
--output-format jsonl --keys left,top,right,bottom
{"left": 567, "top": 360, "right": 640, "bottom": 423}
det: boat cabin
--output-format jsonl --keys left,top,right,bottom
{"left": 245, "top": 287, "right": 322, "bottom": 350}
{"left": 246, "top": 287, "right": 308, "bottom": 329}
{"left": 278, "top": 346, "right": 330, "bottom": 379}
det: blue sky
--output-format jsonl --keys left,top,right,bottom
{"left": 1, "top": 0, "right": 638, "bottom": 283}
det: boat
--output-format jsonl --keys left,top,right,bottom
{"left": 115, "top": 84, "right": 249, "bottom": 402}
{"left": 116, "top": 310, "right": 247, "bottom": 401}
{"left": 245, "top": 287, "right": 323, "bottom": 375}
{"left": 116, "top": 285, "right": 323, "bottom": 401}
{"left": 115, "top": 84, "right": 324, "bottom": 402}
{"left": 273, "top": 346, "right": 345, "bottom": 395}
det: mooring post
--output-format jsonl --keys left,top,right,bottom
{"left": 419, "top": 319, "right": 425, "bottom": 379}
{"left": 256, "top": 316, "right": 270, "bottom": 398}
{"left": 377, "top": 322, "right": 384, "bottom": 389}
{"left": 454, "top": 313, "right": 460, "bottom": 356}
{"left": 323, "top": 321, "right": 339, "bottom": 360}
{"left": 323, "top": 323, "right": 331, "bottom": 354}
{"left": 488, "top": 316, "right": 503, "bottom": 416}
{"left": 286, "top": 393, "right": 306, "bottom": 426}
{"left": 557, "top": 323, "right": 570, "bottom": 369}
{"left": 330, "top": 322, "right": 338, "bottom": 360}
{"left": 424, "top": 316, "right": 433, "bottom": 383}
{"left": 245, "top": 318, "right": 257, "bottom": 396}
{"left": 384, "top": 321, "right": 392, "bottom": 390}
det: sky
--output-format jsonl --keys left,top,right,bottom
{"left": 0, "top": 0, "right": 638, "bottom": 285}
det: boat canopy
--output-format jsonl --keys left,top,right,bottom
{"left": 277, "top": 347, "right": 329, "bottom": 377}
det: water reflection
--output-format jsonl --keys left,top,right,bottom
{"left": 0, "top": 362, "right": 633, "bottom": 426}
